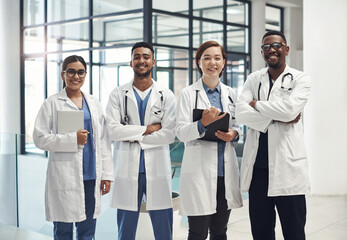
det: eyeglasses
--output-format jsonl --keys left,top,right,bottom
{"left": 261, "top": 42, "right": 286, "bottom": 51}
{"left": 63, "top": 69, "right": 87, "bottom": 78}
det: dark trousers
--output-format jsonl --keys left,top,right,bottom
{"left": 188, "top": 177, "right": 231, "bottom": 240}
{"left": 54, "top": 180, "right": 96, "bottom": 240}
{"left": 249, "top": 168, "right": 306, "bottom": 240}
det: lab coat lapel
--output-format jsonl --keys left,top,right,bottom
{"left": 220, "top": 83, "right": 232, "bottom": 112}
{"left": 144, "top": 80, "right": 161, "bottom": 125}
{"left": 259, "top": 69, "right": 271, "bottom": 101}
{"left": 57, "top": 89, "right": 79, "bottom": 110}
{"left": 81, "top": 91, "right": 97, "bottom": 140}
{"left": 82, "top": 91, "right": 96, "bottom": 116}
{"left": 193, "top": 78, "right": 210, "bottom": 109}
{"left": 124, "top": 80, "right": 141, "bottom": 125}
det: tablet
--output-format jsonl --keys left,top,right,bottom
{"left": 193, "top": 109, "right": 230, "bottom": 142}
{"left": 57, "top": 110, "right": 84, "bottom": 134}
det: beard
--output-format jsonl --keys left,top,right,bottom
{"left": 266, "top": 53, "right": 283, "bottom": 69}
{"left": 267, "top": 61, "right": 281, "bottom": 69}
{"left": 133, "top": 64, "right": 152, "bottom": 77}
{"left": 134, "top": 69, "right": 152, "bottom": 77}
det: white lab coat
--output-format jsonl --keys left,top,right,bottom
{"left": 235, "top": 65, "right": 311, "bottom": 196}
{"left": 33, "top": 89, "right": 114, "bottom": 222}
{"left": 106, "top": 79, "right": 176, "bottom": 211}
{"left": 176, "top": 78, "right": 243, "bottom": 216}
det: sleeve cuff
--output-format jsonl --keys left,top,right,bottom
{"left": 231, "top": 132, "right": 239, "bottom": 142}
{"left": 254, "top": 101, "right": 259, "bottom": 111}
{"left": 197, "top": 120, "right": 207, "bottom": 134}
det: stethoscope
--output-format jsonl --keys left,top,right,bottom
{"left": 258, "top": 72, "right": 294, "bottom": 100}
{"left": 122, "top": 90, "right": 164, "bottom": 125}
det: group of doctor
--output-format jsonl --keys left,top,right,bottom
{"left": 33, "top": 30, "right": 311, "bottom": 240}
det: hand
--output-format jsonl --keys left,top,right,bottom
{"left": 201, "top": 107, "right": 226, "bottom": 127}
{"left": 101, "top": 180, "right": 111, "bottom": 195}
{"left": 215, "top": 129, "right": 238, "bottom": 142}
{"left": 77, "top": 130, "right": 89, "bottom": 145}
{"left": 249, "top": 100, "right": 257, "bottom": 108}
{"left": 143, "top": 123, "right": 162, "bottom": 135}
{"left": 274, "top": 113, "right": 302, "bottom": 124}
{"left": 287, "top": 112, "right": 301, "bottom": 124}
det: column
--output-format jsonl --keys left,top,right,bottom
{"left": 303, "top": 0, "right": 347, "bottom": 195}
{"left": 251, "top": 0, "right": 266, "bottom": 72}
{"left": 0, "top": 0, "right": 21, "bottom": 226}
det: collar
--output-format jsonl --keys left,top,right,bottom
{"left": 57, "top": 88, "right": 90, "bottom": 101}
{"left": 262, "top": 64, "right": 291, "bottom": 77}
{"left": 202, "top": 80, "right": 221, "bottom": 93}
{"left": 133, "top": 85, "right": 153, "bottom": 100}
{"left": 123, "top": 78, "right": 164, "bottom": 92}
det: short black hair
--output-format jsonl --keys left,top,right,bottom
{"left": 131, "top": 41, "right": 154, "bottom": 55}
{"left": 262, "top": 31, "right": 287, "bottom": 44}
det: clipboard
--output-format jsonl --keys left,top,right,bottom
{"left": 57, "top": 110, "right": 84, "bottom": 134}
{"left": 193, "top": 109, "right": 229, "bottom": 142}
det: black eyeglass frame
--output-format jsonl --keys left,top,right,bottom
{"left": 62, "top": 69, "right": 87, "bottom": 78}
{"left": 261, "top": 42, "right": 287, "bottom": 51}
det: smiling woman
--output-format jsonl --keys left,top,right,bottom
{"left": 176, "top": 41, "right": 242, "bottom": 239}
{"left": 61, "top": 55, "right": 87, "bottom": 90}
{"left": 32, "top": 55, "right": 114, "bottom": 240}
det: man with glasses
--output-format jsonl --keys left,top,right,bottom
{"left": 235, "top": 31, "right": 311, "bottom": 239}
{"left": 106, "top": 42, "right": 176, "bottom": 240}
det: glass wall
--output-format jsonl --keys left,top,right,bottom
{"left": 22, "top": 0, "right": 251, "bottom": 153}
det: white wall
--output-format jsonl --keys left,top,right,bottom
{"left": 0, "top": 0, "right": 21, "bottom": 134}
{"left": 0, "top": 0, "right": 20, "bottom": 226}
{"left": 304, "top": 0, "right": 347, "bottom": 195}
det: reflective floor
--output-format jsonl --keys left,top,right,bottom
{"left": 226, "top": 195, "right": 347, "bottom": 240}
{"left": 1, "top": 195, "right": 347, "bottom": 240}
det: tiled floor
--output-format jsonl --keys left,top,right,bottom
{"left": 226, "top": 195, "right": 347, "bottom": 240}
{"left": 1, "top": 195, "right": 346, "bottom": 240}
{"left": 0, "top": 223, "right": 51, "bottom": 240}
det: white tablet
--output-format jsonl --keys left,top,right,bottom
{"left": 57, "top": 110, "right": 84, "bottom": 134}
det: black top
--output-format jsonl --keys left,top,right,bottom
{"left": 254, "top": 73, "right": 273, "bottom": 169}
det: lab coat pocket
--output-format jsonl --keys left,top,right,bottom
{"left": 151, "top": 106, "right": 164, "bottom": 121}
{"left": 115, "top": 143, "right": 130, "bottom": 178}
{"left": 285, "top": 132, "right": 307, "bottom": 160}
{"left": 48, "top": 161, "right": 77, "bottom": 190}
{"left": 229, "top": 105, "right": 236, "bottom": 118}
{"left": 155, "top": 147, "right": 171, "bottom": 177}
{"left": 181, "top": 145, "right": 202, "bottom": 174}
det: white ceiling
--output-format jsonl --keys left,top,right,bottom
{"left": 266, "top": 0, "right": 302, "bottom": 8}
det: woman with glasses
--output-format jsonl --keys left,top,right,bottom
{"left": 33, "top": 55, "right": 114, "bottom": 240}
{"left": 176, "top": 41, "right": 242, "bottom": 240}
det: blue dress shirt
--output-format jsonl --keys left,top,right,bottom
{"left": 197, "top": 81, "right": 226, "bottom": 177}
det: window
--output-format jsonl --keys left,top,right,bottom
{"left": 266, "top": 4, "right": 283, "bottom": 32}
{"left": 21, "top": 0, "right": 251, "bottom": 154}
